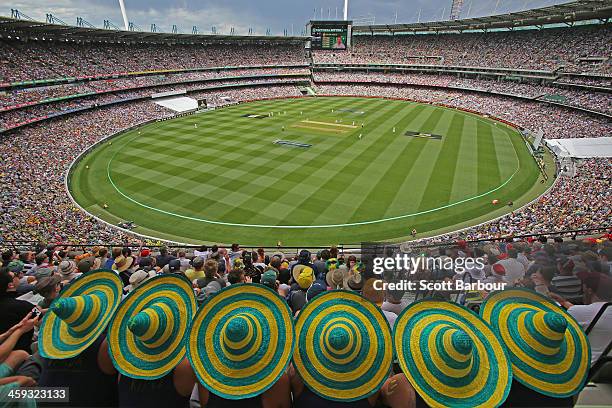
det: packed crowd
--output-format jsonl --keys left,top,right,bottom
{"left": 425, "top": 158, "right": 611, "bottom": 242}
{"left": 313, "top": 71, "right": 612, "bottom": 115}
{"left": 1, "top": 82, "right": 609, "bottom": 245}
{"left": 0, "top": 236, "right": 610, "bottom": 406}
{"left": 313, "top": 24, "right": 611, "bottom": 73}
{"left": 0, "top": 67, "right": 310, "bottom": 110}
{"left": 0, "top": 84, "right": 303, "bottom": 244}
{"left": 315, "top": 84, "right": 612, "bottom": 139}
{"left": 1, "top": 40, "right": 307, "bottom": 83}
{"left": 0, "top": 77, "right": 307, "bottom": 130}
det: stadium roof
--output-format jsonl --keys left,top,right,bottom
{"left": 353, "top": 0, "right": 612, "bottom": 33}
{"left": 0, "top": 16, "right": 307, "bottom": 44}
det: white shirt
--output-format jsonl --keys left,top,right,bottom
{"left": 382, "top": 309, "right": 398, "bottom": 329}
{"left": 567, "top": 302, "right": 612, "bottom": 364}
{"left": 497, "top": 258, "right": 525, "bottom": 285}
{"left": 382, "top": 301, "right": 408, "bottom": 316}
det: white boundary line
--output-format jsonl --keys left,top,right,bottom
{"left": 63, "top": 96, "right": 557, "bottom": 245}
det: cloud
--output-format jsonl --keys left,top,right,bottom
{"left": 6, "top": 0, "right": 569, "bottom": 35}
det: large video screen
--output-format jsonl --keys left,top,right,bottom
{"left": 310, "top": 22, "right": 350, "bottom": 50}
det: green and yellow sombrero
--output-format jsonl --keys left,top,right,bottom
{"left": 39, "top": 269, "right": 123, "bottom": 359}
{"left": 107, "top": 274, "right": 197, "bottom": 379}
{"left": 187, "top": 284, "right": 294, "bottom": 400}
{"left": 394, "top": 299, "right": 512, "bottom": 408}
{"left": 293, "top": 290, "right": 393, "bottom": 402}
{"left": 480, "top": 288, "right": 590, "bottom": 398}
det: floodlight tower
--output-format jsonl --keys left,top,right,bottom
{"left": 450, "top": 0, "right": 464, "bottom": 20}
{"left": 343, "top": 0, "right": 348, "bottom": 20}
{"left": 118, "top": 0, "right": 129, "bottom": 30}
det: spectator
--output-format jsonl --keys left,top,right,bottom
{"left": 0, "top": 269, "right": 36, "bottom": 352}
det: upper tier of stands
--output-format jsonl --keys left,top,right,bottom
{"left": 313, "top": 24, "right": 611, "bottom": 74}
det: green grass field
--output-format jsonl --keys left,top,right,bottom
{"left": 69, "top": 96, "right": 553, "bottom": 245}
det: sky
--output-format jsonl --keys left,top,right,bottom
{"left": 6, "top": 0, "right": 571, "bottom": 35}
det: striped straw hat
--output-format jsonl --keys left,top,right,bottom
{"left": 38, "top": 270, "right": 123, "bottom": 359}
{"left": 187, "top": 284, "right": 294, "bottom": 400}
{"left": 394, "top": 299, "right": 512, "bottom": 408}
{"left": 107, "top": 274, "right": 197, "bottom": 379}
{"left": 480, "top": 288, "right": 590, "bottom": 398}
{"left": 293, "top": 290, "right": 393, "bottom": 402}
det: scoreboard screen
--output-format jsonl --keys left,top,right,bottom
{"left": 309, "top": 21, "right": 352, "bottom": 50}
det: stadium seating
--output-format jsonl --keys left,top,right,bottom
{"left": 312, "top": 24, "right": 611, "bottom": 73}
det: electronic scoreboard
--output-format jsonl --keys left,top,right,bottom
{"left": 307, "top": 20, "right": 352, "bottom": 50}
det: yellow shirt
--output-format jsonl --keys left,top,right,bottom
{"left": 184, "top": 268, "right": 205, "bottom": 282}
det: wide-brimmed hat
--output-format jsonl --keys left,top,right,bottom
{"left": 112, "top": 255, "right": 134, "bottom": 273}
{"left": 187, "top": 284, "right": 294, "bottom": 400}
{"left": 342, "top": 267, "right": 363, "bottom": 291}
{"left": 293, "top": 290, "right": 393, "bottom": 402}
{"left": 292, "top": 264, "right": 314, "bottom": 289}
{"left": 34, "top": 274, "right": 62, "bottom": 296}
{"left": 38, "top": 270, "right": 124, "bottom": 359}
{"left": 325, "top": 266, "right": 345, "bottom": 289}
{"left": 59, "top": 260, "right": 76, "bottom": 278}
{"left": 394, "top": 299, "right": 512, "bottom": 407}
{"left": 107, "top": 274, "right": 197, "bottom": 379}
{"left": 125, "top": 269, "right": 156, "bottom": 292}
{"left": 480, "top": 288, "right": 590, "bottom": 398}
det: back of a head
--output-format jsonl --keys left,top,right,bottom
{"left": 204, "top": 259, "right": 218, "bottom": 278}
{"left": 112, "top": 247, "right": 122, "bottom": 258}
{"left": 35, "top": 253, "right": 47, "bottom": 265}
{"left": 362, "top": 278, "right": 384, "bottom": 306}
{"left": 192, "top": 256, "right": 205, "bottom": 270}
{"left": 320, "top": 249, "right": 331, "bottom": 261}
{"left": 270, "top": 257, "right": 282, "bottom": 270}
{"left": 228, "top": 268, "right": 244, "bottom": 284}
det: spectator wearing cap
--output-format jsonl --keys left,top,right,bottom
{"left": 35, "top": 274, "right": 62, "bottom": 309}
{"left": 34, "top": 266, "right": 54, "bottom": 282}
{"left": 0, "top": 269, "right": 36, "bottom": 352}
{"left": 59, "top": 260, "right": 80, "bottom": 283}
{"left": 306, "top": 281, "right": 326, "bottom": 302}
{"left": 7, "top": 261, "right": 35, "bottom": 295}
{"left": 163, "top": 259, "right": 182, "bottom": 274}
{"left": 155, "top": 246, "right": 176, "bottom": 269}
{"left": 125, "top": 270, "right": 156, "bottom": 293}
{"left": 494, "top": 248, "right": 525, "bottom": 286}
{"left": 484, "top": 263, "right": 507, "bottom": 286}
{"left": 78, "top": 258, "right": 93, "bottom": 274}
{"left": 261, "top": 270, "right": 278, "bottom": 290}
{"left": 185, "top": 257, "right": 206, "bottom": 283}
